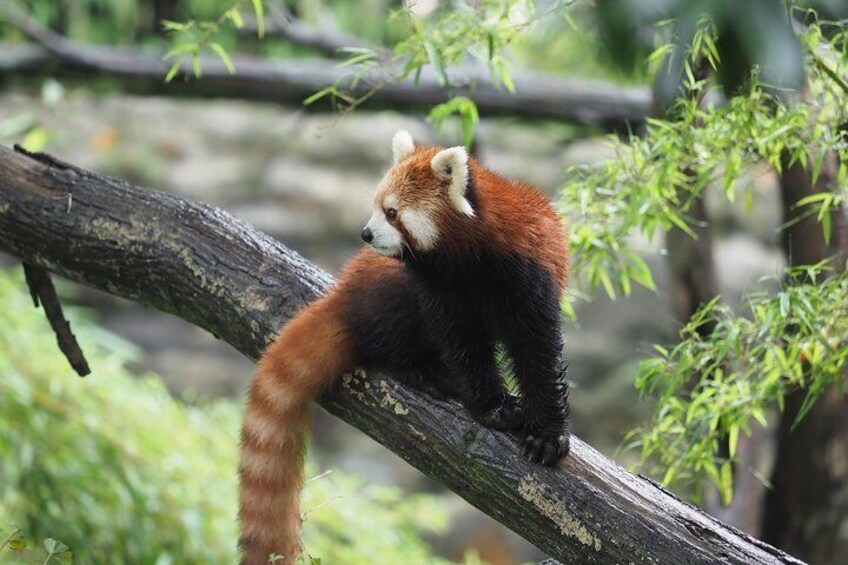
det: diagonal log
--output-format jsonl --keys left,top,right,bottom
{"left": 0, "top": 144, "right": 803, "bottom": 564}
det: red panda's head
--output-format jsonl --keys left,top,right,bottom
{"left": 361, "top": 130, "right": 475, "bottom": 257}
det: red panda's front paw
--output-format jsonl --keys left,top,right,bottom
{"left": 478, "top": 395, "right": 524, "bottom": 432}
{"left": 521, "top": 429, "right": 570, "bottom": 466}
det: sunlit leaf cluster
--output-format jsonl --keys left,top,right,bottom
{"left": 390, "top": 0, "right": 530, "bottom": 92}
{"left": 630, "top": 263, "right": 848, "bottom": 503}
{"left": 561, "top": 23, "right": 848, "bottom": 302}
{"left": 162, "top": 0, "right": 264, "bottom": 82}
{"left": 562, "top": 14, "right": 848, "bottom": 500}
{"left": 306, "top": 0, "right": 569, "bottom": 145}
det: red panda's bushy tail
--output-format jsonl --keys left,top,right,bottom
{"left": 238, "top": 293, "right": 353, "bottom": 565}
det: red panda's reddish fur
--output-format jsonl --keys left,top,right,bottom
{"left": 375, "top": 146, "right": 568, "bottom": 288}
{"left": 238, "top": 144, "right": 569, "bottom": 564}
{"left": 238, "top": 291, "right": 353, "bottom": 564}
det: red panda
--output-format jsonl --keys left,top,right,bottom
{"left": 238, "top": 130, "right": 570, "bottom": 564}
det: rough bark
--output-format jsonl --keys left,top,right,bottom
{"left": 0, "top": 144, "right": 803, "bottom": 564}
{"left": 761, "top": 147, "right": 848, "bottom": 564}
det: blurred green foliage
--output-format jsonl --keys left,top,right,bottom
{"left": 631, "top": 263, "right": 848, "bottom": 503}
{"left": 558, "top": 11, "right": 848, "bottom": 501}
{"left": 0, "top": 269, "right": 456, "bottom": 564}
{"left": 594, "top": 0, "right": 848, "bottom": 98}
{"left": 561, "top": 69, "right": 847, "bottom": 304}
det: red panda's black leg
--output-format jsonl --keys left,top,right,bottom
{"left": 421, "top": 293, "right": 511, "bottom": 423}
{"left": 396, "top": 359, "right": 461, "bottom": 402}
{"left": 500, "top": 278, "right": 571, "bottom": 466}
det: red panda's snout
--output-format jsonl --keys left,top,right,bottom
{"left": 362, "top": 202, "right": 406, "bottom": 257}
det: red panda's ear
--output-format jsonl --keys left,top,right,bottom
{"left": 392, "top": 130, "right": 415, "bottom": 163}
{"left": 431, "top": 146, "right": 474, "bottom": 217}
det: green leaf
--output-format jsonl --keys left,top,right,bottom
{"left": 822, "top": 211, "right": 832, "bottom": 244}
{"left": 793, "top": 391, "right": 821, "bottom": 429}
{"left": 498, "top": 60, "right": 515, "bottom": 93}
{"left": 719, "top": 462, "right": 733, "bottom": 506}
{"left": 226, "top": 8, "right": 244, "bottom": 28}
{"left": 460, "top": 113, "right": 475, "bottom": 148}
{"left": 210, "top": 43, "right": 235, "bottom": 75}
{"left": 338, "top": 52, "right": 376, "bottom": 68}
{"left": 598, "top": 269, "right": 616, "bottom": 299}
{"left": 44, "top": 538, "right": 58, "bottom": 553}
{"left": 728, "top": 425, "right": 739, "bottom": 458}
{"left": 303, "top": 87, "right": 333, "bottom": 106}
{"left": 251, "top": 0, "right": 264, "bottom": 38}
{"left": 486, "top": 31, "right": 495, "bottom": 61}
{"left": 0, "top": 113, "right": 37, "bottom": 138}
{"left": 160, "top": 20, "right": 186, "bottom": 32}
{"left": 794, "top": 192, "right": 832, "bottom": 207}
{"left": 667, "top": 213, "right": 695, "bottom": 237}
{"left": 423, "top": 41, "right": 449, "bottom": 87}
{"left": 338, "top": 47, "right": 377, "bottom": 56}
{"left": 191, "top": 53, "right": 202, "bottom": 78}
{"left": 164, "top": 55, "right": 185, "bottom": 83}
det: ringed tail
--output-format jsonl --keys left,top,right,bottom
{"left": 238, "top": 293, "right": 353, "bottom": 564}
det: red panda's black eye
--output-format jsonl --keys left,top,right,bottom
{"left": 385, "top": 208, "right": 398, "bottom": 220}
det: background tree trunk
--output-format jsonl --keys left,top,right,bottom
{"left": 762, "top": 147, "right": 848, "bottom": 563}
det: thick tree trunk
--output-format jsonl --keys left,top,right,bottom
{"left": 762, "top": 149, "right": 848, "bottom": 563}
{"left": 0, "top": 144, "right": 804, "bottom": 564}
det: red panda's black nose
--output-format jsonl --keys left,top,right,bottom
{"left": 361, "top": 227, "right": 373, "bottom": 243}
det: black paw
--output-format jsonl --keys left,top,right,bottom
{"left": 521, "top": 429, "right": 570, "bottom": 466}
{"left": 478, "top": 396, "right": 524, "bottom": 432}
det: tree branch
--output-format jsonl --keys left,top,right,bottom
{"left": 0, "top": 144, "right": 804, "bottom": 564}
{"left": 237, "top": 5, "right": 377, "bottom": 58}
{"left": 0, "top": 2, "right": 650, "bottom": 130}
{"left": 22, "top": 262, "right": 90, "bottom": 376}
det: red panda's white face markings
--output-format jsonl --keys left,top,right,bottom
{"left": 362, "top": 130, "right": 474, "bottom": 256}
{"left": 364, "top": 188, "right": 405, "bottom": 257}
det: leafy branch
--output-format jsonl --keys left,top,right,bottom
{"left": 304, "top": 0, "right": 572, "bottom": 146}
{"left": 629, "top": 263, "right": 848, "bottom": 503}
{"left": 162, "top": 0, "right": 264, "bottom": 82}
{"left": 561, "top": 19, "right": 848, "bottom": 304}
{"left": 561, "top": 15, "right": 848, "bottom": 500}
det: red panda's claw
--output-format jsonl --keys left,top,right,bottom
{"left": 521, "top": 431, "right": 570, "bottom": 466}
